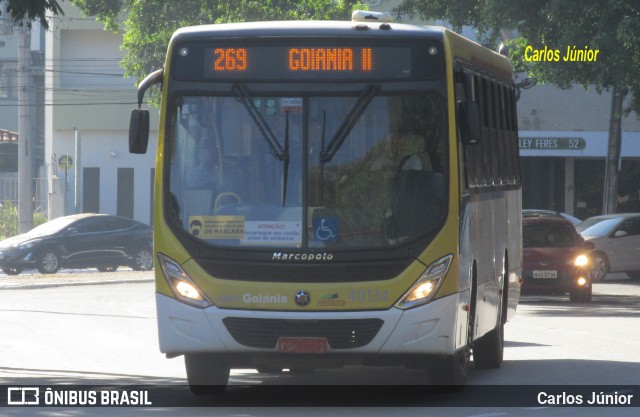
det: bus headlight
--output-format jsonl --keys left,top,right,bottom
{"left": 395, "top": 254, "right": 453, "bottom": 310}
{"left": 575, "top": 254, "right": 589, "bottom": 267}
{"left": 158, "top": 253, "right": 213, "bottom": 309}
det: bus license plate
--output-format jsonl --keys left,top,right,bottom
{"left": 277, "top": 337, "right": 328, "bottom": 354}
{"left": 533, "top": 270, "right": 557, "bottom": 279}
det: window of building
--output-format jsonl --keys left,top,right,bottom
{"left": 0, "top": 61, "right": 17, "bottom": 99}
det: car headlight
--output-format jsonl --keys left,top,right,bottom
{"left": 575, "top": 254, "right": 589, "bottom": 267}
{"left": 16, "top": 239, "right": 41, "bottom": 249}
{"left": 395, "top": 254, "right": 453, "bottom": 310}
{"left": 157, "top": 253, "right": 212, "bottom": 308}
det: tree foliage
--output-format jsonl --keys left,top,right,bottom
{"left": 1, "top": 0, "right": 64, "bottom": 29}
{"left": 396, "top": 0, "right": 640, "bottom": 115}
{"left": 70, "top": 0, "right": 364, "bottom": 87}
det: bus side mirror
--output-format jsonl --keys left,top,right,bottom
{"left": 129, "top": 68, "right": 162, "bottom": 155}
{"left": 458, "top": 101, "right": 480, "bottom": 145}
{"left": 129, "top": 109, "right": 150, "bottom": 154}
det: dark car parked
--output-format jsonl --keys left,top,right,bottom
{"left": 0, "top": 213, "right": 153, "bottom": 275}
{"left": 522, "top": 216, "right": 593, "bottom": 302}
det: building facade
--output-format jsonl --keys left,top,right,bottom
{"left": 367, "top": 0, "right": 640, "bottom": 219}
{"left": 518, "top": 84, "right": 640, "bottom": 218}
{"left": 43, "top": 5, "right": 158, "bottom": 223}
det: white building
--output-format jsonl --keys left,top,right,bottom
{"left": 43, "top": 5, "right": 158, "bottom": 223}
{"left": 518, "top": 84, "right": 640, "bottom": 218}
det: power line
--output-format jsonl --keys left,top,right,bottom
{"left": 0, "top": 102, "right": 138, "bottom": 107}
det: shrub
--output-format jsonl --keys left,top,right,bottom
{"left": 0, "top": 201, "right": 48, "bottom": 239}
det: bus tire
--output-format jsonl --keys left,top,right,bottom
{"left": 185, "top": 353, "right": 230, "bottom": 396}
{"left": 473, "top": 322, "right": 504, "bottom": 369}
{"left": 626, "top": 271, "right": 640, "bottom": 280}
{"left": 431, "top": 349, "right": 469, "bottom": 386}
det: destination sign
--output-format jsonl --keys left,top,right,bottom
{"left": 203, "top": 45, "right": 410, "bottom": 80}
{"left": 171, "top": 38, "right": 443, "bottom": 82}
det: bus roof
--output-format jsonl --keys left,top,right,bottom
{"left": 171, "top": 20, "right": 448, "bottom": 41}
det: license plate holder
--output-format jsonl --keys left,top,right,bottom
{"left": 277, "top": 337, "right": 329, "bottom": 354}
{"left": 533, "top": 270, "right": 558, "bottom": 279}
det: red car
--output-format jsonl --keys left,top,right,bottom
{"left": 522, "top": 216, "right": 594, "bottom": 302}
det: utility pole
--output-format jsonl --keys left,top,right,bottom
{"left": 17, "top": 20, "right": 33, "bottom": 233}
{"left": 602, "top": 86, "right": 625, "bottom": 215}
{"left": 74, "top": 127, "right": 81, "bottom": 213}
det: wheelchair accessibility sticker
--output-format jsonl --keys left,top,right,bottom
{"left": 313, "top": 217, "right": 339, "bottom": 242}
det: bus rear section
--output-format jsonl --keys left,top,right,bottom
{"left": 129, "top": 15, "right": 521, "bottom": 394}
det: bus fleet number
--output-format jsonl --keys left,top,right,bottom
{"left": 213, "top": 48, "right": 247, "bottom": 72}
{"left": 349, "top": 289, "right": 389, "bottom": 303}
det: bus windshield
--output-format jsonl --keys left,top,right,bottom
{"left": 167, "top": 90, "right": 447, "bottom": 250}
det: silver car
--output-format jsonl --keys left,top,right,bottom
{"left": 576, "top": 213, "right": 640, "bottom": 281}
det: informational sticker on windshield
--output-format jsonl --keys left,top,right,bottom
{"left": 280, "top": 97, "right": 303, "bottom": 114}
{"left": 242, "top": 221, "right": 302, "bottom": 245}
{"left": 312, "top": 216, "right": 339, "bottom": 242}
{"left": 188, "top": 216, "right": 244, "bottom": 239}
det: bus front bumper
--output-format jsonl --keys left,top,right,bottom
{"left": 156, "top": 292, "right": 462, "bottom": 364}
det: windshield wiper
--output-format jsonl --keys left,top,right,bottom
{"left": 232, "top": 84, "right": 292, "bottom": 206}
{"left": 232, "top": 84, "right": 285, "bottom": 161}
{"left": 320, "top": 84, "right": 380, "bottom": 164}
{"left": 282, "top": 111, "right": 290, "bottom": 207}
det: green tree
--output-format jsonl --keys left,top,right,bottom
{"left": 70, "top": 0, "right": 364, "bottom": 88}
{"left": 1, "top": 0, "right": 64, "bottom": 29}
{"left": 396, "top": 0, "right": 640, "bottom": 213}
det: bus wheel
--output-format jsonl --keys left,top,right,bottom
{"left": 626, "top": 271, "right": 640, "bottom": 280}
{"left": 185, "top": 353, "right": 230, "bottom": 396}
{"left": 473, "top": 322, "right": 504, "bottom": 369}
{"left": 431, "top": 349, "right": 469, "bottom": 386}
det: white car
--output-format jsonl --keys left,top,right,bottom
{"left": 576, "top": 213, "right": 640, "bottom": 281}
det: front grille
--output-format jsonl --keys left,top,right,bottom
{"left": 222, "top": 317, "right": 384, "bottom": 350}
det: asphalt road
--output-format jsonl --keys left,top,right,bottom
{"left": 0, "top": 270, "right": 639, "bottom": 416}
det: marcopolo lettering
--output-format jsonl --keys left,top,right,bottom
{"left": 272, "top": 252, "right": 334, "bottom": 261}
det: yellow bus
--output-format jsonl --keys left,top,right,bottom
{"left": 129, "top": 11, "right": 522, "bottom": 393}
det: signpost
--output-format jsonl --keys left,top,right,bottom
{"left": 59, "top": 154, "right": 73, "bottom": 215}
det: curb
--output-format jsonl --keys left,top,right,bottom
{"left": 0, "top": 278, "right": 154, "bottom": 290}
